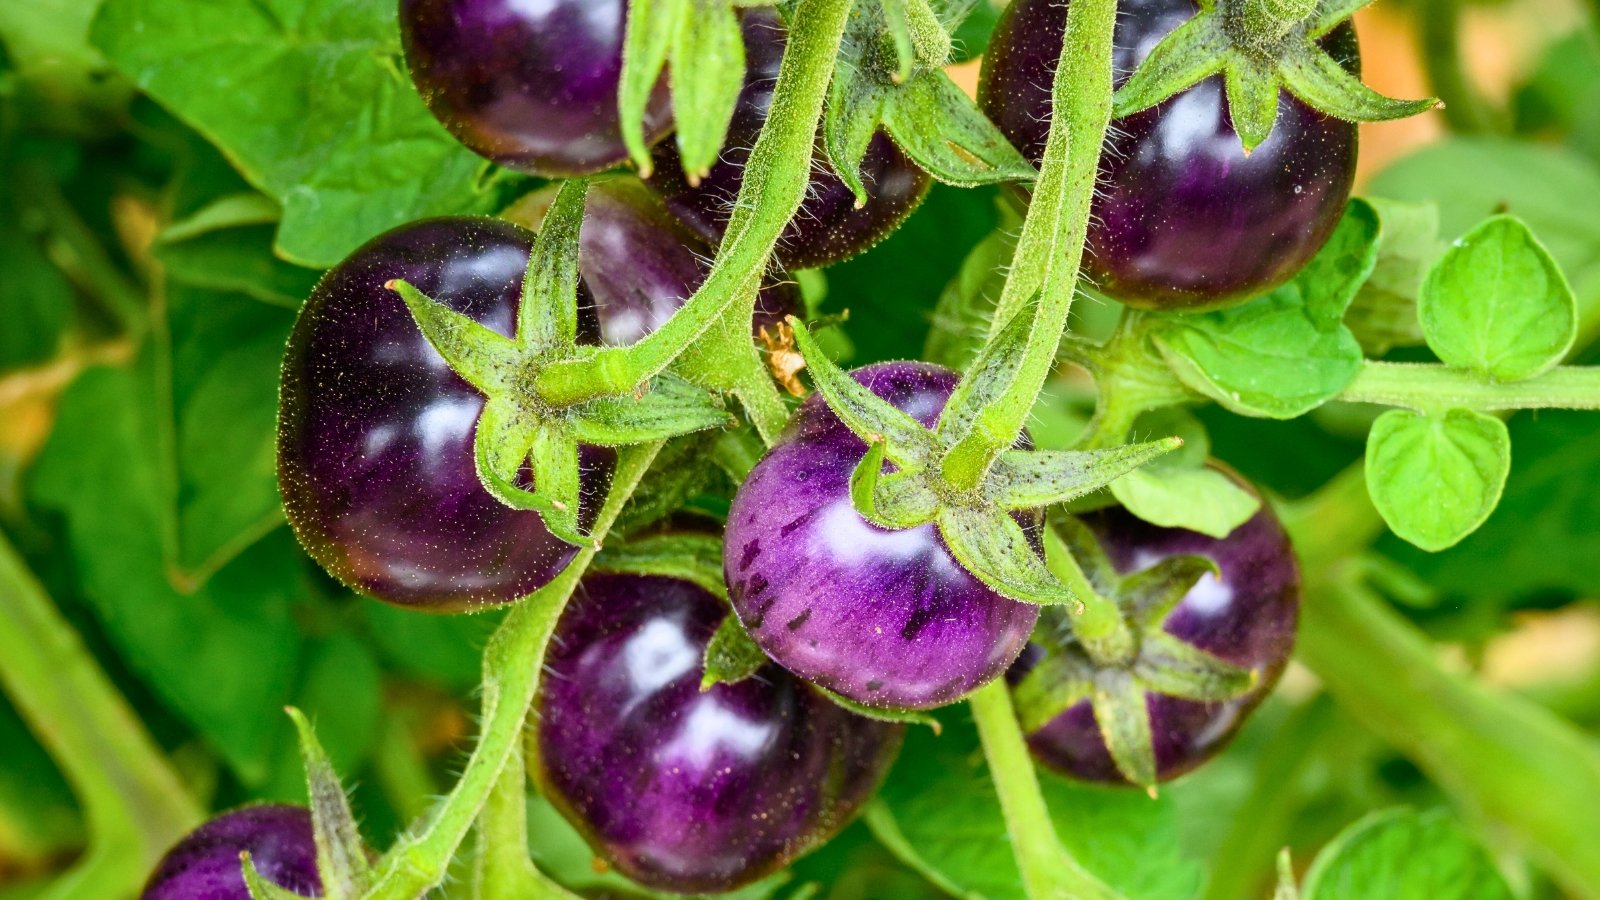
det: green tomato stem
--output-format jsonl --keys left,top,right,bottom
{"left": 1298, "top": 572, "right": 1600, "bottom": 897}
{"left": 1337, "top": 361, "right": 1600, "bottom": 413}
{"left": 944, "top": 0, "right": 1118, "bottom": 488}
{"left": 968, "top": 681, "right": 1124, "bottom": 900}
{"left": 534, "top": 0, "right": 851, "bottom": 407}
{"left": 471, "top": 740, "right": 578, "bottom": 900}
{"left": 363, "top": 443, "right": 663, "bottom": 900}
{"left": 0, "top": 530, "right": 201, "bottom": 899}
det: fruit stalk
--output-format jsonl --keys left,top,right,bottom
{"left": 0, "top": 530, "right": 201, "bottom": 899}
{"left": 362, "top": 443, "right": 662, "bottom": 900}
{"left": 939, "top": 0, "right": 1118, "bottom": 491}
{"left": 534, "top": 0, "right": 853, "bottom": 406}
{"left": 968, "top": 681, "right": 1122, "bottom": 900}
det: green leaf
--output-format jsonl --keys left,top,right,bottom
{"left": 1366, "top": 408, "right": 1511, "bottom": 553}
{"left": 29, "top": 366, "right": 304, "bottom": 782}
{"left": 1369, "top": 139, "right": 1600, "bottom": 321}
{"left": 91, "top": 0, "right": 516, "bottom": 267}
{"left": 871, "top": 713, "right": 1204, "bottom": 900}
{"left": 157, "top": 225, "right": 322, "bottom": 308}
{"left": 0, "top": 219, "right": 75, "bottom": 372}
{"left": 1302, "top": 808, "right": 1514, "bottom": 900}
{"left": 1345, "top": 197, "right": 1441, "bottom": 355}
{"left": 1108, "top": 465, "right": 1260, "bottom": 539}
{"left": 1418, "top": 215, "right": 1577, "bottom": 383}
{"left": 880, "top": 72, "right": 1036, "bottom": 188}
{"left": 1155, "top": 201, "right": 1376, "bottom": 419}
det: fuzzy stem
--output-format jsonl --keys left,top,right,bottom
{"left": 968, "top": 681, "right": 1123, "bottom": 900}
{"left": 940, "top": 0, "right": 1117, "bottom": 491}
{"left": 363, "top": 444, "right": 663, "bottom": 900}
{"left": 0, "top": 531, "right": 201, "bottom": 899}
{"left": 471, "top": 741, "right": 577, "bottom": 899}
{"left": 534, "top": 0, "right": 851, "bottom": 406}
{"left": 1337, "top": 361, "right": 1600, "bottom": 413}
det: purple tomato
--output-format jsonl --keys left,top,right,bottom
{"left": 723, "top": 362, "right": 1040, "bottom": 710}
{"left": 278, "top": 217, "right": 615, "bottom": 612}
{"left": 979, "top": 0, "right": 1359, "bottom": 309}
{"left": 646, "top": 7, "right": 931, "bottom": 269}
{"left": 531, "top": 572, "right": 903, "bottom": 893}
{"left": 142, "top": 805, "right": 319, "bottom": 900}
{"left": 399, "top": 0, "right": 671, "bottom": 176}
{"left": 1016, "top": 479, "right": 1300, "bottom": 784}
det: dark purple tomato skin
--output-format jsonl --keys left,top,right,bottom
{"left": 142, "top": 805, "right": 320, "bottom": 900}
{"left": 278, "top": 218, "right": 616, "bottom": 612}
{"left": 724, "top": 362, "right": 1040, "bottom": 711}
{"left": 979, "top": 0, "right": 1359, "bottom": 310}
{"left": 531, "top": 573, "right": 903, "bottom": 893}
{"left": 1019, "top": 488, "right": 1300, "bottom": 784}
{"left": 399, "top": 0, "right": 670, "bottom": 177}
{"left": 647, "top": 8, "right": 931, "bottom": 269}
{"left": 555, "top": 178, "right": 801, "bottom": 346}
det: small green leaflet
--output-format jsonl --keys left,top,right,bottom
{"left": 1155, "top": 200, "right": 1377, "bottom": 419}
{"left": 1109, "top": 466, "right": 1259, "bottom": 540}
{"left": 1302, "top": 808, "right": 1514, "bottom": 900}
{"left": 1419, "top": 215, "right": 1577, "bottom": 383}
{"left": 1366, "top": 408, "right": 1511, "bottom": 553}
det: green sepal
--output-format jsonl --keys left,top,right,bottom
{"left": 817, "top": 686, "right": 944, "bottom": 730}
{"left": 1122, "top": 554, "right": 1221, "bottom": 632}
{"left": 938, "top": 506, "right": 1076, "bottom": 606}
{"left": 989, "top": 439, "right": 1184, "bottom": 510}
{"left": 242, "top": 853, "right": 311, "bottom": 899}
{"left": 881, "top": 72, "right": 1038, "bottom": 188}
{"left": 1224, "top": 53, "right": 1282, "bottom": 154}
{"left": 620, "top": 0, "right": 682, "bottom": 174}
{"left": 592, "top": 532, "right": 728, "bottom": 598}
{"left": 287, "top": 707, "right": 372, "bottom": 900}
{"left": 472, "top": 404, "right": 584, "bottom": 545}
{"left": 1091, "top": 670, "right": 1159, "bottom": 793}
{"left": 517, "top": 178, "right": 588, "bottom": 354}
{"left": 851, "top": 440, "right": 941, "bottom": 530}
{"left": 702, "top": 613, "right": 770, "bottom": 689}
{"left": 1110, "top": 12, "right": 1229, "bottom": 119}
{"left": 824, "top": 64, "right": 889, "bottom": 206}
{"left": 1276, "top": 47, "right": 1440, "bottom": 124}
{"left": 390, "top": 279, "right": 521, "bottom": 397}
{"left": 672, "top": 0, "right": 748, "bottom": 180}
{"left": 790, "top": 317, "right": 939, "bottom": 466}
{"left": 1308, "top": 0, "right": 1374, "bottom": 37}
{"left": 569, "top": 374, "right": 734, "bottom": 446}
{"left": 1010, "top": 648, "right": 1094, "bottom": 733}
{"left": 1133, "top": 632, "right": 1257, "bottom": 702}
{"left": 1273, "top": 848, "right": 1300, "bottom": 900}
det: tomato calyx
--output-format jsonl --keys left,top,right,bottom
{"left": 789, "top": 316, "right": 1182, "bottom": 608}
{"left": 392, "top": 181, "right": 733, "bottom": 546}
{"left": 1112, "top": 0, "right": 1438, "bottom": 152}
{"left": 822, "top": 0, "right": 1036, "bottom": 205}
{"left": 1011, "top": 515, "right": 1258, "bottom": 793}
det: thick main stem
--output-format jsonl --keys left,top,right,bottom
{"left": 941, "top": 0, "right": 1117, "bottom": 490}
{"left": 363, "top": 444, "right": 662, "bottom": 900}
{"left": 535, "top": 0, "right": 852, "bottom": 406}
{"left": 968, "top": 682, "right": 1122, "bottom": 900}
{"left": 0, "top": 531, "right": 200, "bottom": 898}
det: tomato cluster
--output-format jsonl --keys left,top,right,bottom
{"left": 148, "top": 1, "right": 1346, "bottom": 896}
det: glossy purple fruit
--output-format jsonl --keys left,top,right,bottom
{"left": 1019, "top": 481, "right": 1300, "bottom": 784}
{"left": 142, "top": 805, "right": 319, "bottom": 900}
{"left": 979, "top": 0, "right": 1359, "bottom": 310}
{"left": 399, "top": 0, "right": 671, "bottom": 176}
{"left": 724, "top": 362, "right": 1040, "bottom": 710}
{"left": 531, "top": 573, "right": 903, "bottom": 893}
{"left": 278, "top": 218, "right": 616, "bottom": 611}
{"left": 647, "top": 7, "right": 931, "bottom": 269}
{"left": 514, "top": 178, "right": 802, "bottom": 346}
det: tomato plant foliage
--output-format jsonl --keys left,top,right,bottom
{"left": 4, "top": 0, "right": 1600, "bottom": 898}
